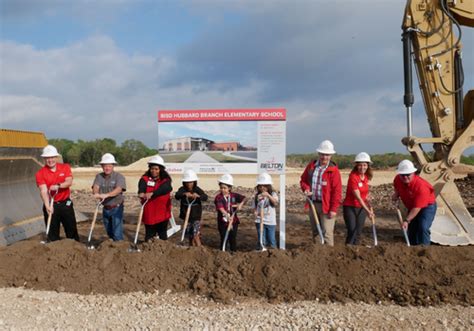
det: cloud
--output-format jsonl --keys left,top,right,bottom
{"left": 163, "top": 1, "right": 406, "bottom": 102}
{"left": 2, "top": 1, "right": 472, "bottom": 155}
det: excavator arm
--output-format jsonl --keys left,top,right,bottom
{"left": 402, "top": 0, "right": 474, "bottom": 245}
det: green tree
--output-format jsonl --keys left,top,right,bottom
{"left": 117, "top": 139, "right": 155, "bottom": 165}
{"left": 48, "top": 138, "right": 74, "bottom": 163}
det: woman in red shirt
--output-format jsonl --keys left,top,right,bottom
{"left": 138, "top": 155, "right": 172, "bottom": 241}
{"left": 342, "top": 152, "right": 374, "bottom": 245}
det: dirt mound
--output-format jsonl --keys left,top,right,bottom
{"left": 1, "top": 178, "right": 473, "bottom": 306}
{"left": 0, "top": 238, "right": 472, "bottom": 306}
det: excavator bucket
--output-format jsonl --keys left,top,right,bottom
{"left": 0, "top": 129, "right": 48, "bottom": 245}
{"left": 431, "top": 180, "right": 474, "bottom": 246}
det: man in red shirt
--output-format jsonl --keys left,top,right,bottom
{"left": 300, "top": 140, "right": 342, "bottom": 246}
{"left": 392, "top": 160, "right": 437, "bottom": 245}
{"left": 35, "top": 145, "right": 79, "bottom": 242}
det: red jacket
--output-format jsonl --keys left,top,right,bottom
{"left": 140, "top": 175, "right": 171, "bottom": 225}
{"left": 300, "top": 160, "right": 342, "bottom": 214}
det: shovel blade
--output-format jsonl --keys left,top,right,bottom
{"left": 372, "top": 225, "right": 378, "bottom": 246}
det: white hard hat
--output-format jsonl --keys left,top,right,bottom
{"left": 182, "top": 169, "right": 198, "bottom": 182}
{"left": 256, "top": 172, "right": 273, "bottom": 185}
{"left": 316, "top": 140, "right": 336, "bottom": 154}
{"left": 99, "top": 153, "right": 117, "bottom": 164}
{"left": 218, "top": 173, "right": 234, "bottom": 186}
{"left": 397, "top": 159, "right": 417, "bottom": 175}
{"left": 354, "top": 152, "right": 371, "bottom": 163}
{"left": 41, "top": 145, "right": 59, "bottom": 157}
{"left": 148, "top": 155, "right": 165, "bottom": 167}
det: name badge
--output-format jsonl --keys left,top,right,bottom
{"left": 321, "top": 181, "right": 327, "bottom": 186}
{"left": 147, "top": 181, "right": 155, "bottom": 186}
{"left": 358, "top": 182, "right": 363, "bottom": 187}
{"left": 66, "top": 200, "right": 72, "bottom": 206}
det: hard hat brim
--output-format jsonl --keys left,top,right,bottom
{"left": 316, "top": 148, "right": 336, "bottom": 154}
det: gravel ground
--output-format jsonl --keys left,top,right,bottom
{"left": 0, "top": 287, "right": 472, "bottom": 330}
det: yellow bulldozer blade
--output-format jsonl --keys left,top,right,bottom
{"left": 431, "top": 181, "right": 474, "bottom": 246}
{"left": 0, "top": 129, "right": 48, "bottom": 245}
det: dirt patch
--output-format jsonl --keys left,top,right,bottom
{"left": 0, "top": 176, "right": 473, "bottom": 306}
{"left": 0, "top": 237, "right": 472, "bottom": 306}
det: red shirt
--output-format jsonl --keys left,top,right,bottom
{"left": 343, "top": 171, "right": 369, "bottom": 207}
{"left": 35, "top": 163, "right": 72, "bottom": 201}
{"left": 393, "top": 174, "right": 436, "bottom": 210}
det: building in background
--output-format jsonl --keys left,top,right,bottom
{"left": 162, "top": 137, "right": 256, "bottom": 152}
{"left": 209, "top": 142, "right": 240, "bottom": 151}
{"left": 162, "top": 137, "right": 213, "bottom": 152}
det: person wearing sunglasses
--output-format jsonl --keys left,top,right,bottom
{"left": 392, "top": 160, "right": 437, "bottom": 245}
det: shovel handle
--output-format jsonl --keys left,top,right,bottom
{"left": 87, "top": 200, "right": 103, "bottom": 244}
{"left": 221, "top": 199, "right": 245, "bottom": 252}
{"left": 396, "top": 207, "right": 411, "bottom": 247}
{"left": 306, "top": 196, "right": 324, "bottom": 244}
{"left": 259, "top": 198, "right": 266, "bottom": 249}
{"left": 181, "top": 204, "right": 192, "bottom": 242}
{"left": 221, "top": 210, "right": 237, "bottom": 251}
{"left": 44, "top": 193, "right": 56, "bottom": 236}
{"left": 133, "top": 199, "right": 148, "bottom": 246}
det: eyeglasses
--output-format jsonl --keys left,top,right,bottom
{"left": 400, "top": 173, "right": 412, "bottom": 177}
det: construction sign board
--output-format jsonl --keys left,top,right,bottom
{"left": 157, "top": 108, "right": 287, "bottom": 248}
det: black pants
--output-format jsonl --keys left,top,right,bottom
{"left": 42, "top": 200, "right": 79, "bottom": 242}
{"left": 145, "top": 220, "right": 169, "bottom": 241}
{"left": 343, "top": 206, "right": 367, "bottom": 245}
{"left": 218, "top": 221, "right": 239, "bottom": 252}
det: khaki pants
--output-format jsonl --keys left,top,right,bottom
{"left": 308, "top": 202, "right": 335, "bottom": 246}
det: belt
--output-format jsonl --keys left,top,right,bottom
{"left": 103, "top": 203, "right": 122, "bottom": 210}
{"left": 54, "top": 199, "right": 70, "bottom": 204}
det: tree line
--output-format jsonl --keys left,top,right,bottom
{"left": 48, "top": 138, "right": 157, "bottom": 167}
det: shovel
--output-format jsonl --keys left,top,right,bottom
{"left": 222, "top": 210, "right": 238, "bottom": 252}
{"left": 221, "top": 200, "right": 245, "bottom": 252}
{"left": 41, "top": 190, "right": 57, "bottom": 244}
{"left": 86, "top": 199, "right": 104, "bottom": 250}
{"left": 369, "top": 207, "right": 378, "bottom": 246}
{"left": 258, "top": 198, "right": 267, "bottom": 252}
{"left": 306, "top": 196, "right": 325, "bottom": 244}
{"left": 128, "top": 199, "right": 148, "bottom": 252}
{"left": 181, "top": 196, "right": 197, "bottom": 242}
{"left": 396, "top": 207, "right": 411, "bottom": 247}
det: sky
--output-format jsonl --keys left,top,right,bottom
{"left": 1, "top": 0, "right": 473, "bottom": 154}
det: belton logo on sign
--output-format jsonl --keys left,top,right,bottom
{"left": 260, "top": 157, "right": 284, "bottom": 171}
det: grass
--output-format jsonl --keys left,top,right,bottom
{"left": 204, "top": 152, "right": 255, "bottom": 163}
{"left": 161, "top": 153, "right": 192, "bottom": 162}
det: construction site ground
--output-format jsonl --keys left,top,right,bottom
{"left": 0, "top": 170, "right": 473, "bottom": 329}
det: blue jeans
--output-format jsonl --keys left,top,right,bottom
{"left": 255, "top": 223, "right": 276, "bottom": 248}
{"left": 102, "top": 204, "right": 124, "bottom": 241}
{"left": 408, "top": 203, "right": 437, "bottom": 245}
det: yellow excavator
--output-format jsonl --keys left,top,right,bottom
{"left": 402, "top": 0, "right": 473, "bottom": 245}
